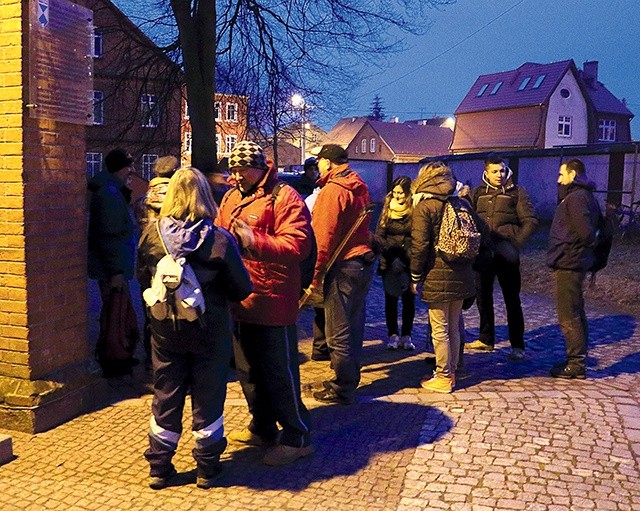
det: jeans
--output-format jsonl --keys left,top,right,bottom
{"left": 323, "top": 258, "right": 374, "bottom": 400}
{"left": 476, "top": 255, "right": 525, "bottom": 349}
{"left": 554, "top": 270, "right": 588, "bottom": 369}
{"left": 384, "top": 288, "right": 415, "bottom": 337}
{"left": 428, "top": 300, "right": 463, "bottom": 378}
{"left": 312, "top": 307, "right": 328, "bottom": 358}
{"left": 233, "top": 323, "right": 312, "bottom": 448}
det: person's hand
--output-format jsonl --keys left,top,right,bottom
{"left": 410, "top": 283, "right": 420, "bottom": 295}
{"left": 232, "top": 218, "right": 255, "bottom": 249}
{"left": 110, "top": 273, "right": 125, "bottom": 291}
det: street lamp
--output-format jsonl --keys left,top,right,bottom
{"left": 291, "top": 93, "right": 306, "bottom": 165}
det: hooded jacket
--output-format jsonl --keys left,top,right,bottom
{"left": 546, "top": 175, "right": 600, "bottom": 272}
{"left": 472, "top": 169, "right": 538, "bottom": 249}
{"left": 410, "top": 172, "right": 476, "bottom": 304}
{"left": 216, "top": 165, "right": 313, "bottom": 326}
{"left": 137, "top": 217, "right": 252, "bottom": 350}
{"left": 312, "top": 164, "right": 372, "bottom": 285}
{"left": 88, "top": 170, "right": 136, "bottom": 280}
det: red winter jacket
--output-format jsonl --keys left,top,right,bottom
{"left": 311, "top": 164, "right": 372, "bottom": 287}
{"left": 216, "top": 166, "right": 312, "bottom": 326}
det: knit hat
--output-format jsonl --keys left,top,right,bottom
{"left": 105, "top": 148, "right": 134, "bottom": 173}
{"left": 316, "top": 144, "right": 348, "bottom": 164}
{"left": 228, "top": 141, "right": 269, "bottom": 171}
{"left": 152, "top": 156, "right": 178, "bottom": 177}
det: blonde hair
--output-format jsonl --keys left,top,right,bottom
{"left": 160, "top": 166, "right": 218, "bottom": 221}
{"left": 412, "top": 161, "right": 453, "bottom": 193}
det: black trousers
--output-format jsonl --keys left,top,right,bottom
{"left": 554, "top": 269, "right": 588, "bottom": 368}
{"left": 384, "top": 288, "right": 415, "bottom": 337}
{"left": 476, "top": 255, "right": 525, "bottom": 349}
{"left": 234, "top": 322, "right": 312, "bottom": 448}
{"left": 312, "top": 307, "right": 328, "bottom": 358}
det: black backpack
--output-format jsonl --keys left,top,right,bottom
{"left": 591, "top": 209, "right": 614, "bottom": 274}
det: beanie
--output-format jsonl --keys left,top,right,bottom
{"left": 316, "top": 144, "right": 348, "bottom": 164}
{"left": 228, "top": 141, "right": 269, "bottom": 172}
{"left": 153, "top": 156, "right": 179, "bottom": 177}
{"left": 105, "top": 148, "right": 134, "bottom": 173}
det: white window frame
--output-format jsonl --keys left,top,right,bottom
{"left": 92, "top": 90, "right": 104, "bottom": 125}
{"left": 490, "top": 81, "right": 503, "bottom": 95}
{"left": 361, "top": 139, "right": 367, "bottom": 153}
{"left": 214, "top": 101, "right": 222, "bottom": 121}
{"left": 216, "top": 133, "right": 222, "bottom": 154}
{"left": 92, "top": 30, "right": 103, "bottom": 58}
{"left": 184, "top": 132, "right": 192, "bottom": 154}
{"left": 141, "top": 94, "right": 159, "bottom": 128}
{"left": 370, "top": 138, "right": 376, "bottom": 153}
{"left": 225, "top": 134, "right": 237, "bottom": 153}
{"left": 184, "top": 102, "right": 190, "bottom": 120}
{"left": 226, "top": 102, "right": 238, "bottom": 122}
{"left": 518, "top": 77, "right": 531, "bottom": 91}
{"left": 598, "top": 119, "right": 617, "bottom": 142}
{"left": 532, "top": 74, "right": 546, "bottom": 89}
{"left": 558, "top": 115, "right": 572, "bottom": 138}
{"left": 86, "top": 152, "right": 102, "bottom": 177}
{"left": 476, "top": 84, "right": 489, "bottom": 97}
{"left": 142, "top": 154, "right": 157, "bottom": 181}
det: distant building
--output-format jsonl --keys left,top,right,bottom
{"left": 451, "top": 59, "right": 634, "bottom": 154}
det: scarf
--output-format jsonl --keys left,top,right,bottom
{"left": 388, "top": 198, "right": 410, "bottom": 220}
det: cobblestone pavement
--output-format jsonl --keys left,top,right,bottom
{"left": 1, "top": 278, "right": 639, "bottom": 510}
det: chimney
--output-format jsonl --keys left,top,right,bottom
{"left": 583, "top": 60, "right": 599, "bottom": 84}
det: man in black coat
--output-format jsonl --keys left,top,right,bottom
{"left": 547, "top": 159, "right": 600, "bottom": 379}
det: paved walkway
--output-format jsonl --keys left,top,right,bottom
{"left": 1, "top": 278, "right": 639, "bottom": 511}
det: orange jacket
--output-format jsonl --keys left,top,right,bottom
{"left": 311, "top": 164, "right": 372, "bottom": 286}
{"left": 216, "top": 166, "right": 312, "bottom": 326}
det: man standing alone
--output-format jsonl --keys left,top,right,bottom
{"left": 547, "top": 159, "right": 599, "bottom": 379}
{"left": 310, "top": 144, "right": 375, "bottom": 405}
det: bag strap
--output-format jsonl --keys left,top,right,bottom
{"left": 156, "top": 221, "right": 170, "bottom": 257}
{"left": 270, "top": 181, "right": 287, "bottom": 204}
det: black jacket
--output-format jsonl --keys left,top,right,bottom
{"left": 375, "top": 213, "right": 412, "bottom": 274}
{"left": 546, "top": 176, "right": 600, "bottom": 272}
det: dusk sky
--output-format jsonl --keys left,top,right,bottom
{"left": 349, "top": 0, "right": 640, "bottom": 137}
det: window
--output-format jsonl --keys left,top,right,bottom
{"left": 92, "top": 30, "right": 103, "bottom": 57}
{"left": 560, "top": 88, "right": 571, "bottom": 99}
{"left": 92, "top": 91, "right": 104, "bottom": 125}
{"left": 476, "top": 84, "right": 489, "bottom": 97}
{"left": 142, "top": 154, "right": 157, "bottom": 181}
{"left": 86, "top": 152, "right": 102, "bottom": 177}
{"left": 184, "top": 102, "right": 189, "bottom": 120}
{"left": 184, "top": 132, "right": 192, "bottom": 153}
{"left": 558, "top": 115, "right": 572, "bottom": 137}
{"left": 141, "top": 94, "right": 159, "bottom": 127}
{"left": 598, "top": 119, "right": 617, "bottom": 141}
{"left": 225, "top": 135, "right": 237, "bottom": 153}
{"left": 214, "top": 101, "right": 221, "bottom": 121}
{"left": 226, "top": 102, "right": 238, "bottom": 122}
{"left": 518, "top": 77, "right": 531, "bottom": 90}
{"left": 532, "top": 74, "right": 546, "bottom": 89}
{"left": 490, "top": 81, "right": 503, "bottom": 95}
{"left": 361, "top": 139, "right": 367, "bottom": 153}
{"left": 370, "top": 138, "right": 376, "bottom": 153}
{"left": 216, "top": 134, "right": 222, "bottom": 153}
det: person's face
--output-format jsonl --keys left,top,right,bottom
{"left": 392, "top": 185, "right": 407, "bottom": 205}
{"left": 230, "top": 166, "right": 265, "bottom": 193}
{"left": 114, "top": 163, "right": 134, "bottom": 186}
{"left": 305, "top": 165, "right": 320, "bottom": 182}
{"left": 557, "top": 164, "right": 576, "bottom": 186}
{"left": 317, "top": 157, "right": 331, "bottom": 178}
{"left": 485, "top": 163, "right": 507, "bottom": 187}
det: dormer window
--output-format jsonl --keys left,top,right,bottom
{"left": 476, "top": 84, "right": 489, "bottom": 97}
{"left": 518, "top": 77, "right": 531, "bottom": 90}
{"left": 532, "top": 74, "right": 546, "bottom": 89}
{"left": 490, "top": 81, "right": 503, "bottom": 95}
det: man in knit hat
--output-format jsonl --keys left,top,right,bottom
{"left": 215, "top": 140, "right": 315, "bottom": 466}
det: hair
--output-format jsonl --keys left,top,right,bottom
{"left": 412, "top": 161, "right": 453, "bottom": 193}
{"left": 484, "top": 153, "right": 505, "bottom": 169}
{"left": 562, "top": 158, "right": 586, "bottom": 176}
{"left": 160, "top": 166, "right": 218, "bottom": 222}
{"left": 378, "top": 176, "right": 413, "bottom": 229}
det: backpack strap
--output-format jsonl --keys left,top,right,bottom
{"left": 270, "top": 181, "right": 287, "bottom": 204}
{"left": 156, "top": 221, "right": 170, "bottom": 257}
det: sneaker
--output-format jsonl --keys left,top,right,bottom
{"left": 508, "top": 348, "right": 525, "bottom": 361}
{"left": 196, "top": 466, "right": 223, "bottom": 489}
{"left": 550, "top": 364, "right": 586, "bottom": 380}
{"left": 465, "top": 340, "right": 494, "bottom": 352}
{"left": 420, "top": 374, "right": 454, "bottom": 394}
{"left": 387, "top": 334, "right": 400, "bottom": 350}
{"left": 149, "top": 467, "right": 177, "bottom": 490}
{"left": 313, "top": 387, "right": 353, "bottom": 405}
{"left": 263, "top": 444, "right": 315, "bottom": 466}
{"left": 400, "top": 335, "right": 415, "bottom": 350}
{"left": 227, "top": 428, "right": 276, "bottom": 447}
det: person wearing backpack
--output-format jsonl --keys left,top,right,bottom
{"left": 410, "top": 162, "right": 477, "bottom": 394}
{"left": 216, "top": 141, "right": 315, "bottom": 467}
{"left": 137, "top": 167, "right": 252, "bottom": 490}
{"left": 547, "top": 159, "right": 600, "bottom": 379}
{"left": 466, "top": 155, "right": 538, "bottom": 361}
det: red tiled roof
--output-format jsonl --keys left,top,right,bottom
{"left": 368, "top": 121, "right": 453, "bottom": 156}
{"left": 580, "top": 74, "right": 634, "bottom": 117}
{"left": 321, "top": 117, "right": 370, "bottom": 147}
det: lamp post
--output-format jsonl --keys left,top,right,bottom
{"left": 291, "top": 93, "right": 306, "bottom": 165}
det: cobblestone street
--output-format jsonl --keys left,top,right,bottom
{"left": 1, "top": 278, "right": 639, "bottom": 510}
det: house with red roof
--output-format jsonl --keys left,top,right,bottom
{"left": 451, "top": 59, "right": 634, "bottom": 154}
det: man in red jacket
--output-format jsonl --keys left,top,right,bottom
{"left": 309, "top": 144, "right": 375, "bottom": 405}
{"left": 216, "top": 140, "right": 314, "bottom": 466}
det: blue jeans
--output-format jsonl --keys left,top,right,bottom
{"left": 323, "top": 257, "right": 374, "bottom": 400}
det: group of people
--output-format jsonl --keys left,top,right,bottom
{"left": 87, "top": 141, "right": 599, "bottom": 489}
